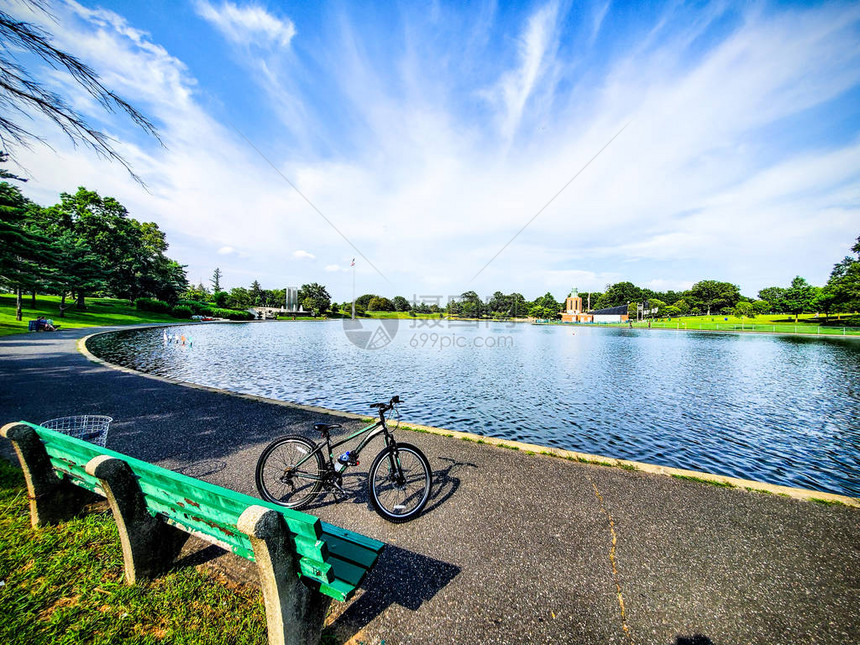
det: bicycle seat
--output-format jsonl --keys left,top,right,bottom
{"left": 313, "top": 423, "right": 341, "bottom": 434}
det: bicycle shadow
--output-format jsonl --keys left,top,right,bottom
{"left": 325, "top": 544, "right": 461, "bottom": 640}
{"left": 304, "top": 456, "right": 477, "bottom": 517}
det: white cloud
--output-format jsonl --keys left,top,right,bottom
{"left": 293, "top": 250, "right": 315, "bottom": 260}
{"left": 324, "top": 264, "right": 341, "bottom": 272}
{"left": 194, "top": 1, "right": 296, "bottom": 48}
{"left": 217, "top": 246, "right": 235, "bottom": 255}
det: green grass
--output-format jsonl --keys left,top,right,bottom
{"left": 614, "top": 313, "right": 860, "bottom": 336}
{"left": 0, "top": 459, "right": 273, "bottom": 644}
{"left": 809, "top": 497, "right": 846, "bottom": 507}
{"left": 0, "top": 294, "right": 181, "bottom": 337}
{"left": 672, "top": 473, "right": 736, "bottom": 488}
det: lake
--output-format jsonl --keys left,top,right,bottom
{"left": 87, "top": 320, "right": 860, "bottom": 497}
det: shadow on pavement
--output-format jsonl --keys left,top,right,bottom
{"left": 328, "top": 544, "right": 461, "bottom": 638}
{"left": 423, "top": 456, "right": 477, "bottom": 516}
{"left": 675, "top": 635, "right": 714, "bottom": 645}
{"left": 300, "top": 455, "right": 478, "bottom": 519}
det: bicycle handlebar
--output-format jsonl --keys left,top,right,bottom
{"left": 369, "top": 395, "right": 402, "bottom": 411}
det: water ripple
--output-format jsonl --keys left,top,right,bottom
{"left": 88, "top": 322, "right": 860, "bottom": 497}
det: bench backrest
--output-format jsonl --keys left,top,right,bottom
{"left": 23, "top": 422, "right": 383, "bottom": 601}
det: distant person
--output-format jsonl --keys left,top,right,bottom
{"left": 36, "top": 317, "right": 55, "bottom": 331}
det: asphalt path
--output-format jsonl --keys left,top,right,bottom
{"left": 1, "top": 327, "right": 857, "bottom": 645}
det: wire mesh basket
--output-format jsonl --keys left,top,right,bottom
{"left": 40, "top": 415, "right": 113, "bottom": 447}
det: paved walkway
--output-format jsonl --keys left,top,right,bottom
{"left": 1, "top": 327, "right": 858, "bottom": 645}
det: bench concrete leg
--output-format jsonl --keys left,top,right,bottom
{"left": 1, "top": 422, "right": 99, "bottom": 527}
{"left": 86, "top": 455, "right": 189, "bottom": 584}
{"left": 238, "top": 505, "right": 332, "bottom": 645}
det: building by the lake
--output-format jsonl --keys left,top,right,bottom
{"left": 561, "top": 288, "right": 630, "bottom": 324}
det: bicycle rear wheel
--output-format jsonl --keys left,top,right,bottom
{"left": 368, "top": 442, "right": 431, "bottom": 523}
{"left": 256, "top": 435, "right": 323, "bottom": 509}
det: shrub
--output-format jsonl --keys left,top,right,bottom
{"left": 210, "top": 308, "right": 254, "bottom": 321}
{"left": 171, "top": 304, "right": 194, "bottom": 319}
{"left": 135, "top": 298, "right": 171, "bottom": 313}
{"left": 175, "top": 299, "right": 210, "bottom": 315}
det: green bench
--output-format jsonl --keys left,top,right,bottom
{"left": 1, "top": 421, "right": 385, "bottom": 645}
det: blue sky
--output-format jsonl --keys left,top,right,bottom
{"left": 7, "top": 0, "right": 860, "bottom": 302}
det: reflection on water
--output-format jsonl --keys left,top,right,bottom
{"left": 88, "top": 321, "right": 860, "bottom": 497}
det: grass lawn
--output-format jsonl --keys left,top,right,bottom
{"left": 0, "top": 459, "right": 270, "bottom": 644}
{"left": 629, "top": 313, "right": 860, "bottom": 335}
{"left": 0, "top": 294, "right": 180, "bottom": 338}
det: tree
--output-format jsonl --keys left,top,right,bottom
{"left": 782, "top": 276, "right": 817, "bottom": 321}
{"left": 757, "top": 287, "right": 786, "bottom": 313}
{"left": 392, "top": 295, "right": 411, "bottom": 312}
{"left": 228, "top": 287, "right": 251, "bottom": 309}
{"left": 0, "top": 2, "right": 160, "bottom": 183}
{"left": 645, "top": 298, "right": 665, "bottom": 317}
{"left": 211, "top": 268, "right": 222, "bottom": 293}
{"left": 821, "top": 236, "right": 860, "bottom": 315}
{"left": 752, "top": 300, "right": 770, "bottom": 315}
{"left": 509, "top": 293, "right": 527, "bottom": 318}
{"left": 487, "top": 291, "right": 510, "bottom": 315}
{"left": 733, "top": 302, "right": 756, "bottom": 318}
{"left": 530, "top": 292, "right": 561, "bottom": 320}
{"left": 249, "top": 280, "right": 263, "bottom": 306}
{"left": 368, "top": 296, "right": 394, "bottom": 312}
{"left": 355, "top": 294, "right": 377, "bottom": 309}
{"left": 458, "top": 290, "right": 484, "bottom": 318}
{"left": 298, "top": 282, "right": 330, "bottom": 315}
{"left": 43, "top": 187, "right": 182, "bottom": 307}
{"left": 595, "top": 282, "right": 641, "bottom": 309}
{"left": 689, "top": 280, "right": 741, "bottom": 315}
{"left": 183, "top": 283, "right": 210, "bottom": 302}
{"left": 0, "top": 182, "right": 53, "bottom": 320}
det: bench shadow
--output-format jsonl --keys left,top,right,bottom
{"left": 674, "top": 636, "right": 714, "bottom": 645}
{"left": 326, "top": 544, "right": 461, "bottom": 639}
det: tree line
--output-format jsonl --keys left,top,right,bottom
{"left": 0, "top": 182, "right": 187, "bottom": 320}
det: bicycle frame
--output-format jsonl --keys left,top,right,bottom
{"left": 291, "top": 408, "right": 398, "bottom": 480}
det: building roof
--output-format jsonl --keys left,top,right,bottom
{"left": 591, "top": 304, "right": 629, "bottom": 315}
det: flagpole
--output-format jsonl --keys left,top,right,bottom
{"left": 351, "top": 259, "right": 356, "bottom": 320}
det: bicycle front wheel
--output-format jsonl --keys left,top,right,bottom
{"left": 368, "top": 442, "right": 432, "bottom": 523}
{"left": 256, "top": 435, "right": 323, "bottom": 510}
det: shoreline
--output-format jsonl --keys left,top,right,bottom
{"left": 79, "top": 328, "right": 859, "bottom": 508}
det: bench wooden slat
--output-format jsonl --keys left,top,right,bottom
{"left": 327, "top": 555, "right": 368, "bottom": 588}
{"left": 43, "top": 453, "right": 104, "bottom": 494}
{"left": 321, "top": 521, "right": 385, "bottom": 553}
{"left": 131, "top": 467, "right": 322, "bottom": 540}
{"left": 317, "top": 578, "right": 356, "bottom": 603}
{"left": 320, "top": 531, "right": 384, "bottom": 570}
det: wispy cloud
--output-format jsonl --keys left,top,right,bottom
{"left": 194, "top": 1, "right": 296, "bottom": 49}
{"left": 486, "top": 1, "right": 562, "bottom": 143}
{"left": 293, "top": 250, "right": 315, "bottom": 260}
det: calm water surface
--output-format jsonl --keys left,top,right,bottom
{"left": 88, "top": 321, "right": 860, "bottom": 497}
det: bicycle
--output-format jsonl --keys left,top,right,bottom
{"left": 255, "top": 396, "right": 432, "bottom": 523}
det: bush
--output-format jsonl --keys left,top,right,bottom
{"left": 175, "top": 299, "right": 210, "bottom": 314}
{"left": 171, "top": 304, "right": 194, "bottom": 319}
{"left": 210, "top": 308, "right": 254, "bottom": 321}
{"left": 135, "top": 298, "right": 171, "bottom": 313}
